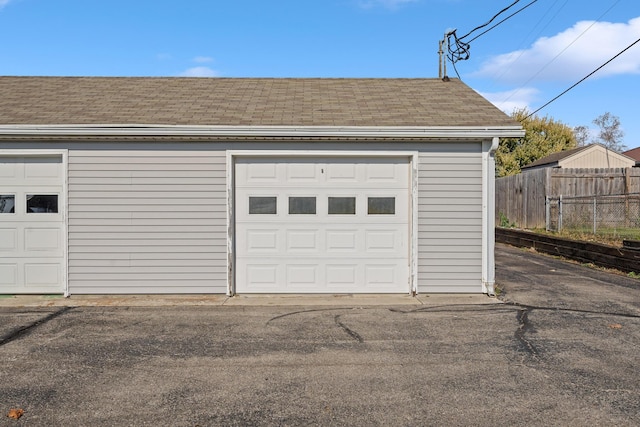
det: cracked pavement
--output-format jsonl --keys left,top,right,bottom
{"left": 0, "top": 243, "right": 638, "bottom": 426}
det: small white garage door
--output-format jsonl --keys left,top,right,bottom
{"left": 235, "top": 157, "right": 410, "bottom": 293}
{"left": 0, "top": 156, "right": 65, "bottom": 294}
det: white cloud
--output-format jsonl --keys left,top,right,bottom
{"left": 358, "top": 0, "right": 418, "bottom": 10}
{"left": 178, "top": 66, "right": 219, "bottom": 77}
{"left": 193, "top": 56, "right": 213, "bottom": 63}
{"left": 474, "top": 17, "right": 640, "bottom": 84}
{"left": 0, "top": 0, "right": 12, "bottom": 9}
{"left": 479, "top": 87, "right": 539, "bottom": 114}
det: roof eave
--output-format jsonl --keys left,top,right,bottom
{"left": 0, "top": 124, "right": 525, "bottom": 139}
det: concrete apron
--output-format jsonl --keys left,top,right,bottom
{"left": 0, "top": 293, "right": 501, "bottom": 307}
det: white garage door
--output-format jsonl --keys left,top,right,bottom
{"left": 0, "top": 156, "right": 65, "bottom": 294}
{"left": 235, "top": 157, "right": 410, "bottom": 293}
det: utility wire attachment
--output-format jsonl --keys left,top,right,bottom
{"left": 437, "top": 0, "right": 538, "bottom": 79}
{"left": 438, "top": 29, "right": 456, "bottom": 79}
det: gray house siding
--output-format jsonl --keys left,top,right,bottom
{"left": 1, "top": 140, "right": 488, "bottom": 294}
{"left": 417, "top": 145, "right": 483, "bottom": 293}
{"left": 67, "top": 148, "right": 228, "bottom": 294}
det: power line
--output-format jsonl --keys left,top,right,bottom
{"left": 447, "top": 0, "right": 539, "bottom": 68}
{"left": 499, "top": 0, "right": 622, "bottom": 106}
{"left": 465, "top": 0, "right": 539, "bottom": 44}
{"left": 527, "top": 36, "right": 640, "bottom": 119}
{"left": 490, "top": 0, "right": 569, "bottom": 86}
{"left": 459, "top": 0, "right": 523, "bottom": 40}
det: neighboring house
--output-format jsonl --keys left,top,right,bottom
{"left": 622, "top": 146, "right": 640, "bottom": 166}
{"left": 521, "top": 143, "right": 636, "bottom": 171}
{"left": 0, "top": 76, "right": 523, "bottom": 296}
{"left": 497, "top": 143, "right": 640, "bottom": 229}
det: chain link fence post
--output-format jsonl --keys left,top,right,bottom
{"left": 558, "top": 195, "right": 563, "bottom": 232}
{"left": 546, "top": 193, "right": 640, "bottom": 238}
{"left": 593, "top": 196, "right": 597, "bottom": 234}
{"left": 546, "top": 196, "right": 550, "bottom": 231}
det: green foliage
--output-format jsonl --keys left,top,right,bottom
{"left": 497, "top": 108, "right": 577, "bottom": 177}
{"left": 499, "top": 212, "right": 515, "bottom": 228}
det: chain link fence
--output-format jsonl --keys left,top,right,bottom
{"left": 546, "top": 193, "right": 640, "bottom": 238}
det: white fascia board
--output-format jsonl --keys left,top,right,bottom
{"left": 0, "top": 124, "right": 525, "bottom": 139}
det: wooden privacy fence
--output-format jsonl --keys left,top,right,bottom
{"left": 496, "top": 168, "right": 640, "bottom": 229}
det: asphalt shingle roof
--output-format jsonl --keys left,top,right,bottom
{"left": 0, "top": 76, "right": 519, "bottom": 128}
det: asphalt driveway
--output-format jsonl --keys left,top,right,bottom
{"left": 0, "top": 243, "right": 638, "bottom": 426}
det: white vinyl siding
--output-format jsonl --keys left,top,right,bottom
{"left": 67, "top": 150, "right": 227, "bottom": 294}
{"left": 417, "top": 149, "right": 483, "bottom": 293}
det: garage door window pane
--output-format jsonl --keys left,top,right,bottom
{"left": 0, "top": 195, "right": 14, "bottom": 213}
{"left": 27, "top": 195, "right": 58, "bottom": 213}
{"left": 368, "top": 197, "right": 395, "bottom": 215}
{"left": 249, "top": 197, "right": 277, "bottom": 214}
{"left": 289, "top": 197, "right": 316, "bottom": 214}
{"left": 328, "top": 197, "right": 356, "bottom": 215}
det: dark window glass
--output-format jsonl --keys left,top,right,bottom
{"left": 0, "top": 195, "right": 15, "bottom": 213}
{"left": 368, "top": 197, "right": 395, "bottom": 215}
{"left": 289, "top": 197, "right": 316, "bottom": 214}
{"left": 328, "top": 197, "right": 356, "bottom": 215}
{"left": 249, "top": 197, "right": 277, "bottom": 214}
{"left": 27, "top": 195, "right": 58, "bottom": 213}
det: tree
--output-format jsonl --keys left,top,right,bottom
{"left": 496, "top": 108, "right": 577, "bottom": 177}
{"left": 592, "top": 112, "right": 626, "bottom": 152}
{"left": 573, "top": 125, "right": 591, "bottom": 147}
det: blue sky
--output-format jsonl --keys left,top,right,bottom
{"left": 1, "top": 0, "right": 638, "bottom": 149}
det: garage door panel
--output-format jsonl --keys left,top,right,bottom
{"left": 236, "top": 157, "right": 410, "bottom": 293}
{"left": 0, "top": 157, "right": 62, "bottom": 186}
{"left": 25, "top": 262, "right": 62, "bottom": 287}
{"left": 286, "top": 229, "right": 319, "bottom": 251}
{"left": 326, "top": 229, "right": 358, "bottom": 251}
{"left": 365, "top": 264, "right": 398, "bottom": 285}
{"left": 365, "top": 229, "right": 400, "bottom": 252}
{"left": 0, "top": 228, "right": 17, "bottom": 250}
{"left": 286, "top": 163, "right": 321, "bottom": 182}
{"left": 24, "top": 228, "right": 61, "bottom": 252}
{"left": 0, "top": 264, "right": 18, "bottom": 286}
{"left": 326, "top": 264, "right": 357, "bottom": 286}
{"left": 0, "top": 156, "right": 64, "bottom": 294}
{"left": 326, "top": 163, "right": 357, "bottom": 181}
{"left": 245, "top": 229, "right": 279, "bottom": 252}
{"left": 0, "top": 261, "right": 62, "bottom": 292}
{"left": 245, "top": 264, "right": 280, "bottom": 289}
{"left": 0, "top": 160, "right": 18, "bottom": 178}
{"left": 287, "top": 264, "right": 318, "bottom": 286}
{"left": 244, "top": 162, "right": 278, "bottom": 182}
{"left": 24, "top": 158, "right": 63, "bottom": 179}
{"left": 365, "top": 162, "right": 402, "bottom": 182}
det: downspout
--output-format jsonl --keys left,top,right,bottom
{"left": 482, "top": 137, "right": 499, "bottom": 296}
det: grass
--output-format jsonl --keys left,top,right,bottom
{"left": 527, "top": 227, "right": 640, "bottom": 248}
{"left": 517, "top": 244, "right": 640, "bottom": 280}
{"left": 510, "top": 227, "right": 640, "bottom": 280}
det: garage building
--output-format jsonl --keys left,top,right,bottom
{"left": 0, "top": 77, "right": 523, "bottom": 295}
